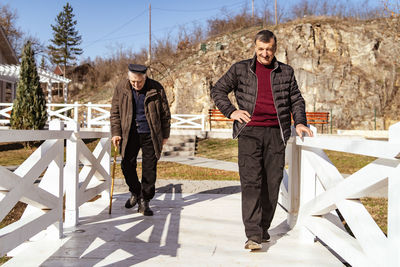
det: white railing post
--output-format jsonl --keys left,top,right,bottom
{"left": 73, "top": 101, "right": 79, "bottom": 124}
{"left": 287, "top": 136, "right": 301, "bottom": 228}
{"left": 201, "top": 114, "right": 205, "bottom": 131}
{"left": 388, "top": 122, "right": 400, "bottom": 266}
{"left": 64, "top": 121, "right": 80, "bottom": 228}
{"left": 48, "top": 120, "right": 65, "bottom": 238}
{"left": 87, "top": 102, "right": 92, "bottom": 129}
{"left": 100, "top": 125, "right": 111, "bottom": 200}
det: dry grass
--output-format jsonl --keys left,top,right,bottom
{"left": 324, "top": 150, "right": 376, "bottom": 174}
{"left": 360, "top": 197, "right": 388, "bottom": 234}
{"left": 196, "top": 138, "right": 238, "bottom": 162}
{"left": 113, "top": 161, "right": 239, "bottom": 181}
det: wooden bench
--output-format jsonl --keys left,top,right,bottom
{"left": 210, "top": 109, "right": 330, "bottom": 133}
{"left": 208, "top": 109, "right": 233, "bottom": 130}
{"left": 304, "top": 112, "right": 330, "bottom": 133}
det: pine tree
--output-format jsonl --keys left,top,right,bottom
{"left": 48, "top": 2, "right": 82, "bottom": 77}
{"left": 10, "top": 41, "right": 47, "bottom": 130}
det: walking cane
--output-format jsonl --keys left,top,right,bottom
{"left": 109, "top": 145, "right": 118, "bottom": 214}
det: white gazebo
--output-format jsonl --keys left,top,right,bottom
{"left": 0, "top": 64, "right": 71, "bottom": 104}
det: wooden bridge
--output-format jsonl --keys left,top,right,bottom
{"left": 0, "top": 120, "right": 399, "bottom": 266}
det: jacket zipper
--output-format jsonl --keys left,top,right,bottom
{"left": 269, "top": 68, "right": 286, "bottom": 145}
{"left": 234, "top": 68, "right": 258, "bottom": 138}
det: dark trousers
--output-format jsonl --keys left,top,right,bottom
{"left": 238, "top": 126, "right": 285, "bottom": 243}
{"left": 121, "top": 131, "right": 157, "bottom": 201}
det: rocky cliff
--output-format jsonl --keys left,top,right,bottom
{"left": 155, "top": 16, "right": 399, "bottom": 130}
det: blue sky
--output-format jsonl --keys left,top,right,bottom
{"left": 3, "top": 0, "right": 386, "bottom": 62}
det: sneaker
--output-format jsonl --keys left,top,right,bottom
{"left": 125, "top": 193, "right": 138, "bottom": 209}
{"left": 262, "top": 230, "right": 271, "bottom": 242}
{"left": 244, "top": 239, "right": 262, "bottom": 250}
{"left": 138, "top": 199, "right": 153, "bottom": 216}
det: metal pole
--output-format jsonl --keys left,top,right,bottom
{"left": 148, "top": 3, "right": 151, "bottom": 64}
{"left": 252, "top": 0, "right": 254, "bottom": 24}
{"left": 330, "top": 109, "right": 333, "bottom": 134}
{"left": 374, "top": 108, "right": 377, "bottom": 130}
{"left": 275, "top": 0, "right": 278, "bottom": 25}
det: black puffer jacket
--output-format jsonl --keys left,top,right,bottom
{"left": 211, "top": 56, "right": 307, "bottom": 144}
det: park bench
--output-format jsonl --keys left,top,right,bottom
{"left": 208, "top": 109, "right": 233, "bottom": 130}
{"left": 305, "top": 112, "right": 330, "bottom": 133}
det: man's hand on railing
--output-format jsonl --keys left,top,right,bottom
{"left": 295, "top": 124, "right": 314, "bottom": 138}
{"left": 112, "top": 136, "right": 121, "bottom": 147}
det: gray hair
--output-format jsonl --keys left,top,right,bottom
{"left": 254, "top": 30, "right": 277, "bottom": 45}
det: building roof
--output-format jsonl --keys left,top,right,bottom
{"left": 54, "top": 65, "right": 64, "bottom": 76}
{"left": 0, "top": 26, "right": 18, "bottom": 65}
{"left": 0, "top": 64, "right": 71, "bottom": 84}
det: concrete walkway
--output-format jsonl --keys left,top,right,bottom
{"left": 5, "top": 190, "right": 343, "bottom": 266}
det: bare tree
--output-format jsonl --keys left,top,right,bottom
{"left": 0, "top": 4, "right": 23, "bottom": 54}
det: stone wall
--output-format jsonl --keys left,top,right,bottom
{"left": 157, "top": 17, "right": 399, "bottom": 130}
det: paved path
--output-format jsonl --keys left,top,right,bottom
{"left": 5, "top": 191, "right": 343, "bottom": 266}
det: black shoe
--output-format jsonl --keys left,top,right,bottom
{"left": 244, "top": 239, "right": 262, "bottom": 250}
{"left": 262, "top": 230, "right": 270, "bottom": 242}
{"left": 125, "top": 193, "right": 138, "bottom": 209}
{"left": 138, "top": 199, "right": 153, "bottom": 216}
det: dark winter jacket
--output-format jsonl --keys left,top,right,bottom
{"left": 110, "top": 78, "right": 171, "bottom": 159}
{"left": 211, "top": 56, "right": 307, "bottom": 143}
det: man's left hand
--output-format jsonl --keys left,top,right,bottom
{"left": 295, "top": 124, "right": 314, "bottom": 138}
{"left": 162, "top": 138, "right": 168, "bottom": 145}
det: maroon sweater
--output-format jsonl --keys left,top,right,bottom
{"left": 247, "top": 60, "right": 279, "bottom": 127}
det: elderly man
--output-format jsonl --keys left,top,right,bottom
{"left": 111, "top": 64, "right": 171, "bottom": 216}
{"left": 211, "top": 30, "right": 313, "bottom": 250}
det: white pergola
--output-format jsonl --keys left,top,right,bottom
{"left": 0, "top": 64, "right": 71, "bottom": 104}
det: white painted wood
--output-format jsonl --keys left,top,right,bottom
{"left": 0, "top": 140, "right": 60, "bottom": 222}
{"left": 388, "top": 123, "right": 400, "bottom": 266}
{"left": 289, "top": 130, "right": 400, "bottom": 266}
{"left": 0, "top": 121, "right": 113, "bottom": 256}
{"left": 0, "top": 130, "right": 71, "bottom": 142}
{"left": 64, "top": 122, "right": 80, "bottom": 228}
{"left": 296, "top": 136, "right": 400, "bottom": 160}
{"left": 301, "top": 152, "right": 396, "bottom": 216}
{"left": 388, "top": 122, "right": 400, "bottom": 144}
{"left": 99, "top": 128, "right": 111, "bottom": 200}
{"left": 78, "top": 131, "right": 110, "bottom": 139}
{"left": 306, "top": 216, "right": 370, "bottom": 267}
{"left": 85, "top": 103, "right": 111, "bottom": 128}
{"left": 336, "top": 199, "right": 387, "bottom": 265}
{"left": 286, "top": 137, "right": 301, "bottom": 228}
{"left": 298, "top": 149, "right": 317, "bottom": 224}
{"left": 388, "top": 165, "right": 400, "bottom": 266}
{"left": 0, "top": 210, "right": 58, "bottom": 256}
{"left": 171, "top": 114, "right": 205, "bottom": 130}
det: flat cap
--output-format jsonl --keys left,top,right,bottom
{"left": 128, "top": 64, "right": 147, "bottom": 74}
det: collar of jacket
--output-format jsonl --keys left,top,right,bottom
{"left": 122, "top": 78, "right": 158, "bottom": 102}
{"left": 249, "top": 55, "right": 279, "bottom": 72}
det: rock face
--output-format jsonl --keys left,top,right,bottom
{"left": 157, "top": 17, "right": 400, "bottom": 130}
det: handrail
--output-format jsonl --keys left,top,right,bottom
{"left": 281, "top": 122, "right": 400, "bottom": 266}
{"left": 0, "top": 120, "right": 111, "bottom": 257}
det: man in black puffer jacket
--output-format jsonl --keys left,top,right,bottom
{"left": 211, "top": 30, "right": 313, "bottom": 251}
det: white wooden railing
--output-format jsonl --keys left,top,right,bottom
{"left": 171, "top": 114, "right": 205, "bottom": 130}
{"left": 279, "top": 122, "right": 400, "bottom": 267}
{"left": 1, "top": 102, "right": 206, "bottom": 130}
{"left": 0, "top": 103, "right": 12, "bottom": 124}
{"left": 0, "top": 120, "right": 111, "bottom": 257}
